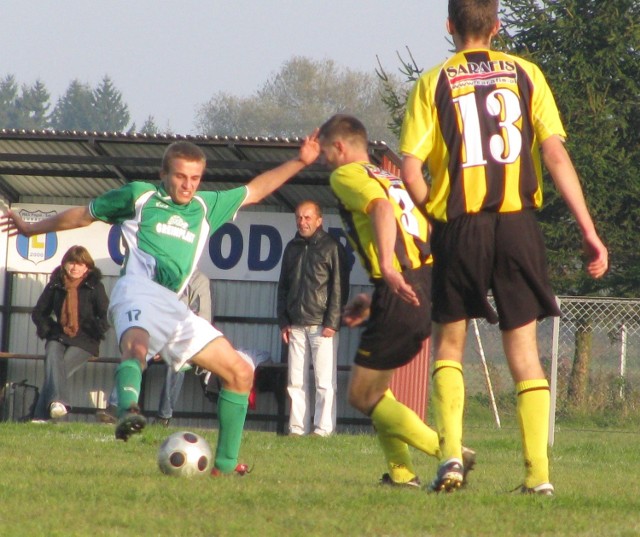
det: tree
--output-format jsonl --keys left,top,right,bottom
{"left": 379, "top": 0, "right": 640, "bottom": 409}
{"left": 139, "top": 115, "right": 160, "bottom": 135}
{"left": 379, "top": 0, "right": 640, "bottom": 296}
{"left": 499, "top": 0, "right": 640, "bottom": 298}
{"left": 376, "top": 49, "right": 427, "bottom": 142}
{"left": 50, "top": 76, "right": 132, "bottom": 132}
{"left": 50, "top": 79, "right": 97, "bottom": 131}
{"left": 196, "top": 56, "right": 402, "bottom": 145}
{"left": 499, "top": 0, "right": 640, "bottom": 409}
{"left": 92, "top": 76, "right": 130, "bottom": 132}
{"left": 15, "top": 80, "right": 51, "bottom": 129}
{"left": 0, "top": 75, "right": 20, "bottom": 128}
{"left": 0, "top": 76, "right": 52, "bottom": 129}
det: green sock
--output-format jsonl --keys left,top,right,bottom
{"left": 214, "top": 389, "right": 249, "bottom": 473}
{"left": 115, "top": 359, "right": 142, "bottom": 418}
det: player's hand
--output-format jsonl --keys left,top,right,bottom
{"left": 298, "top": 129, "right": 320, "bottom": 166}
{"left": 583, "top": 233, "right": 608, "bottom": 279}
{"left": 280, "top": 326, "right": 291, "bottom": 344}
{"left": 381, "top": 269, "right": 419, "bottom": 306}
{"left": 342, "top": 293, "right": 372, "bottom": 327}
{"left": 0, "top": 209, "right": 31, "bottom": 237}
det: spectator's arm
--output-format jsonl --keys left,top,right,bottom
{"left": 31, "top": 282, "right": 57, "bottom": 339}
{"left": 93, "top": 281, "right": 111, "bottom": 339}
{"left": 323, "top": 240, "right": 347, "bottom": 331}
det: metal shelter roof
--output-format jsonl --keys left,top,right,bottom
{"left": 0, "top": 129, "right": 401, "bottom": 212}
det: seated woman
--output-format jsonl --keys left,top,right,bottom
{"left": 31, "top": 245, "right": 110, "bottom": 421}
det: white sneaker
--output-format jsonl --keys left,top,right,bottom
{"left": 49, "top": 402, "right": 68, "bottom": 419}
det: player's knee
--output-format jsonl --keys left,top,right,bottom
{"left": 349, "top": 383, "right": 384, "bottom": 415}
{"left": 120, "top": 329, "right": 149, "bottom": 363}
{"left": 347, "top": 387, "right": 368, "bottom": 414}
{"left": 230, "top": 356, "right": 254, "bottom": 392}
{"left": 120, "top": 344, "right": 149, "bottom": 370}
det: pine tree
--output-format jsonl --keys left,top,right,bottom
{"left": 15, "top": 80, "right": 51, "bottom": 129}
{"left": 139, "top": 115, "right": 160, "bottom": 134}
{"left": 378, "top": 0, "right": 640, "bottom": 296}
{"left": 50, "top": 80, "right": 97, "bottom": 131}
{"left": 0, "top": 75, "right": 20, "bottom": 128}
{"left": 92, "top": 75, "right": 130, "bottom": 132}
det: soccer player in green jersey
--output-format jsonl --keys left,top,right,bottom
{"left": 1, "top": 132, "right": 320, "bottom": 476}
{"left": 317, "top": 114, "right": 475, "bottom": 488}
{"left": 400, "top": 0, "right": 608, "bottom": 494}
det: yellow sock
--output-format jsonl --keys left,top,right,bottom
{"left": 516, "top": 379, "right": 550, "bottom": 488}
{"left": 371, "top": 389, "right": 441, "bottom": 482}
{"left": 377, "top": 435, "right": 415, "bottom": 483}
{"left": 432, "top": 360, "right": 464, "bottom": 461}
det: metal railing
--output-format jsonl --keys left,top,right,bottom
{"left": 461, "top": 297, "right": 640, "bottom": 443}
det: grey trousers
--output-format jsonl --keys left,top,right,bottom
{"left": 157, "top": 366, "right": 186, "bottom": 419}
{"left": 33, "top": 340, "right": 92, "bottom": 420}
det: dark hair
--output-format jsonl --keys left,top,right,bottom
{"left": 448, "top": 0, "right": 499, "bottom": 40}
{"left": 161, "top": 142, "right": 206, "bottom": 173}
{"left": 61, "top": 245, "right": 95, "bottom": 270}
{"left": 296, "top": 200, "right": 323, "bottom": 218}
{"left": 318, "top": 114, "right": 368, "bottom": 150}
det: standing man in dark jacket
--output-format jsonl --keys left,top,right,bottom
{"left": 31, "top": 245, "right": 110, "bottom": 421}
{"left": 277, "top": 200, "right": 349, "bottom": 436}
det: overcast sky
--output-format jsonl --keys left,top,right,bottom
{"left": 1, "top": 1, "right": 451, "bottom": 135}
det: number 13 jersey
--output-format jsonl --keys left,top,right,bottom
{"left": 400, "top": 48, "right": 566, "bottom": 223}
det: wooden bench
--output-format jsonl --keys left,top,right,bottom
{"left": 0, "top": 352, "right": 357, "bottom": 433}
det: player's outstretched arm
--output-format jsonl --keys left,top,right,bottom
{"left": 541, "top": 135, "right": 608, "bottom": 279}
{"left": 368, "top": 198, "right": 419, "bottom": 306}
{"left": 0, "top": 205, "right": 96, "bottom": 238}
{"left": 242, "top": 129, "right": 320, "bottom": 207}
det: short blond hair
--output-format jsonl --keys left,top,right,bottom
{"left": 161, "top": 141, "right": 206, "bottom": 174}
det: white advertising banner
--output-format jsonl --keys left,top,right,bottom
{"left": 4, "top": 204, "right": 370, "bottom": 285}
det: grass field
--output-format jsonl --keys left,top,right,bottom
{"left": 1, "top": 408, "right": 640, "bottom": 537}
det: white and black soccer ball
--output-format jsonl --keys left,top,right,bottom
{"left": 157, "top": 431, "right": 212, "bottom": 477}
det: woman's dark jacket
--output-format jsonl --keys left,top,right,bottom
{"left": 31, "top": 266, "right": 110, "bottom": 356}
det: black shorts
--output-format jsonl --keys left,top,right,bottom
{"left": 354, "top": 264, "right": 432, "bottom": 371}
{"left": 431, "top": 210, "right": 561, "bottom": 330}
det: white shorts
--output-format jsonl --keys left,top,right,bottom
{"left": 108, "top": 275, "right": 223, "bottom": 371}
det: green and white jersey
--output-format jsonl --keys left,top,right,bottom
{"left": 89, "top": 182, "right": 247, "bottom": 294}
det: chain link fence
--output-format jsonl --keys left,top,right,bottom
{"left": 460, "top": 297, "right": 640, "bottom": 422}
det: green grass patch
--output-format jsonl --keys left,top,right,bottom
{"left": 1, "top": 419, "right": 640, "bottom": 536}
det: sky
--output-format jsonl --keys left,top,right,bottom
{"left": 1, "top": 1, "right": 452, "bottom": 135}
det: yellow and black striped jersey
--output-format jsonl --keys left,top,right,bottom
{"left": 329, "top": 161, "right": 432, "bottom": 280}
{"left": 400, "top": 48, "right": 566, "bottom": 222}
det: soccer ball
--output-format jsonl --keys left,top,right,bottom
{"left": 157, "top": 431, "right": 212, "bottom": 477}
